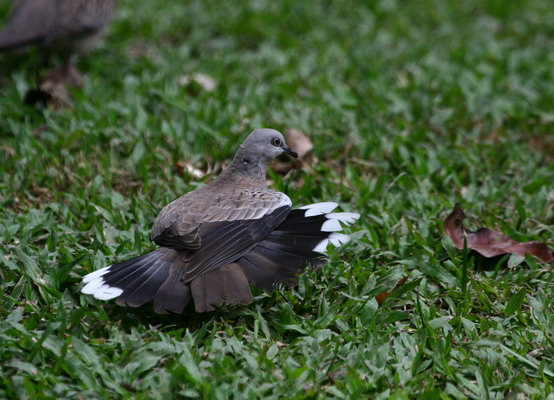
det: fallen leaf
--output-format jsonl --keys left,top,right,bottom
{"left": 271, "top": 128, "right": 313, "bottom": 174}
{"left": 24, "top": 64, "right": 82, "bottom": 109}
{"left": 173, "top": 162, "right": 205, "bottom": 178}
{"left": 375, "top": 276, "right": 408, "bottom": 304}
{"left": 285, "top": 128, "right": 313, "bottom": 160}
{"left": 271, "top": 158, "right": 303, "bottom": 174}
{"left": 31, "top": 125, "right": 47, "bottom": 138}
{"left": 179, "top": 73, "right": 217, "bottom": 92}
{"left": 444, "top": 204, "right": 553, "bottom": 263}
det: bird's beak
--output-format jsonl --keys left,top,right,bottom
{"left": 283, "top": 145, "right": 298, "bottom": 158}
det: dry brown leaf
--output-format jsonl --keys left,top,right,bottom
{"left": 24, "top": 64, "right": 82, "bottom": 109}
{"left": 444, "top": 204, "right": 553, "bottom": 263}
{"left": 271, "top": 158, "right": 303, "bottom": 174}
{"left": 31, "top": 125, "right": 47, "bottom": 138}
{"left": 375, "top": 276, "right": 408, "bottom": 304}
{"left": 285, "top": 128, "right": 313, "bottom": 160}
{"left": 178, "top": 73, "right": 217, "bottom": 92}
{"left": 173, "top": 161, "right": 205, "bottom": 178}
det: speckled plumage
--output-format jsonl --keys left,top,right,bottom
{"left": 152, "top": 186, "right": 291, "bottom": 249}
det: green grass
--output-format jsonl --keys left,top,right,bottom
{"left": 1, "top": 0, "right": 554, "bottom": 398}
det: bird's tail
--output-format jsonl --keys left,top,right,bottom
{"left": 236, "top": 202, "right": 359, "bottom": 290}
{"left": 81, "top": 248, "right": 192, "bottom": 314}
{"left": 81, "top": 248, "right": 255, "bottom": 314}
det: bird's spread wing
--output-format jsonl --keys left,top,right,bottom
{"left": 151, "top": 187, "right": 292, "bottom": 282}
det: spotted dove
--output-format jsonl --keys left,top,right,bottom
{"left": 0, "top": 0, "right": 115, "bottom": 94}
{"left": 0, "top": 0, "right": 115, "bottom": 55}
{"left": 81, "top": 129, "right": 360, "bottom": 314}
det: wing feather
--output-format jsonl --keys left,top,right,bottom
{"left": 181, "top": 205, "right": 291, "bottom": 282}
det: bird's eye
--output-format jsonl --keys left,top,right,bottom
{"left": 272, "top": 138, "right": 282, "bottom": 146}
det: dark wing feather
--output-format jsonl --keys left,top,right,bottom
{"left": 190, "top": 263, "right": 253, "bottom": 312}
{"left": 101, "top": 251, "right": 162, "bottom": 289}
{"left": 236, "top": 208, "right": 332, "bottom": 290}
{"left": 181, "top": 205, "right": 291, "bottom": 282}
{"left": 115, "top": 259, "right": 170, "bottom": 308}
{"left": 153, "top": 265, "right": 191, "bottom": 314}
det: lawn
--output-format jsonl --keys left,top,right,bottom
{"left": 1, "top": 0, "right": 553, "bottom": 398}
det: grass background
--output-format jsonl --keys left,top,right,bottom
{"left": 1, "top": 0, "right": 554, "bottom": 398}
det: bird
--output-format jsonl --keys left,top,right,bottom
{"left": 81, "top": 129, "right": 360, "bottom": 314}
{"left": 0, "top": 0, "right": 115, "bottom": 98}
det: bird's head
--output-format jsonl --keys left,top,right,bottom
{"left": 239, "top": 128, "right": 298, "bottom": 163}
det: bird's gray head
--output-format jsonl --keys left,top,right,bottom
{"left": 237, "top": 128, "right": 298, "bottom": 164}
{"left": 218, "top": 128, "right": 299, "bottom": 184}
